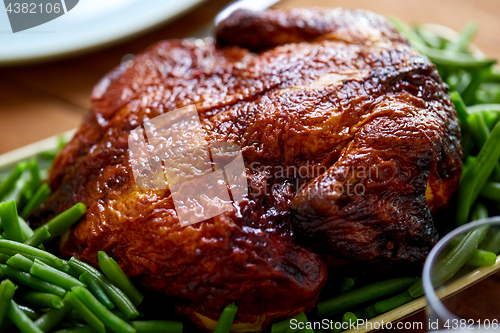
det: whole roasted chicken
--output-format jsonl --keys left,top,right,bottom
{"left": 31, "top": 7, "right": 462, "bottom": 332}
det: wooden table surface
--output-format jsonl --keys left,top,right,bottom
{"left": 1, "top": 0, "right": 499, "bottom": 331}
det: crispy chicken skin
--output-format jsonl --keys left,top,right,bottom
{"left": 30, "top": 7, "right": 461, "bottom": 331}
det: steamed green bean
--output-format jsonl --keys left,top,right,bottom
{"left": 0, "top": 264, "right": 66, "bottom": 297}
{"left": 213, "top": 303, "right": 238, "bottom": 333}
{"left": 0, "top": 279, "right": 16, "bottom": 324}
{"left": 30, "top": 259, "right": 85, "bottom": 290}
{"left": 97, "top": 251, "right": 143, "bottom": 306}
{"left": 0, "top": 162, "right": 28, "bottom": 201}
{"left": 72, "top": 286, "right": 136, "bottom": 333}
{"left": 317, "top": 277, "right": 415, "bottom": 316}
{"left": 0, "top": 200, "right": 24, "bottom": 242}
{"left": 79, "top": 271, "right": 114, "bottom": 310}
{"left": 7, "top": 299, "right": 44, "bottom": 333}
{"left": 65, "top": 291, "right": 106, "bottom": 333}
{"left": 17, "top": 289, "right": 64, "bottom": 309}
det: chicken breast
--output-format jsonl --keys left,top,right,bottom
{"left": 30, "top": 7, "right": 461, "bottom": 331}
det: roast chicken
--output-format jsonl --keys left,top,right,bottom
{"left": 30, "top": 7, "right": 462, "bottom": 332}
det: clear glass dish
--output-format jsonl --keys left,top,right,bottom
{"left": 423, "top": 217, "right": 500, "bottom": 332}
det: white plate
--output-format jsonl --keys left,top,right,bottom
{"left": 0, "top": 0, "right": 206, "bottom": 65}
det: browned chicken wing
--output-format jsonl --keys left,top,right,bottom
{"left": 30, "top": 7, "right": 461, "bottom": 331}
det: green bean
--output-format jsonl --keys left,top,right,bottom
{"left": 0, "top": 200, "right": 24, "bottom": 242}
{"left": 68, "top": 257, "right": 139, "bottom": 320}
{"left": 0, "top": 279, "right": 16, "bottom": 324}
{"left": 447, "top": 73, "right": 461, "bottom": 92}
{"left": 363, "top": 304, "right": 378, "bottom": 320}
{"left": 476, "top": 83, "right": 500, "bottom": 104}
{"left": 111, "top": 310, "right": 127, "bottom": 321}
{"left": 98, "top": 251, "right": 143, "bottom": 306}
{"left": 271, "top": 312, "right": 307, "bottom": 333}
{"left": 52, "top": 327, "right": 96, "bottom": 333}
{"left": 486, "top": 66, "right": 500, "bottom": 81}
{"left": 7, "top": 299, "right": 44, "bottom": 333}
{"left": 425, "top": 43, "right": 493, "bottom": 67}
{"left": 317, "top": 277, "right": 415, "bottom": 316}
{"left": 409, "top": 224, "right": 489, "bottom": 297}
{"left": 466, "top": 249, "right": 497, "bottom": 267}
{"left": 213, "top": 303, "right": 238, "bottom": 333}
{"left": 0, "top": 239, "right": 65, "bottom": 268}
{"left": 327, "top": 320, "right": 342, "bottom": 333}
{"left": 30, "top": 203, "right": 87, "bottom": 243}
{"left": 339, "top": 277, "right": 355, "bottom": 294}
{"left": 477, "top": 89, "right": 494, "bottom": 105}
{"left": 79, "top": 271, "right": 114, "bottom": 310}
{"left": 450, "top": 91, "right": 469, "bottom": 126}
{"left": 2, "top": 250, "right": 65, "bottom": 270}
{"left": 0, "top": 253, "right": 9, "bottom": 263}
{"left": 471, "top": 202, "right": 489, "bottom": 221}
{"left": 341, "top": 312, "right": 357, "bottom": 330}
{"left": 31, "top": 259, "right": 85, "bottom": 290}
{"left": 456, "top": 71, "right": 473, "bottom": 94}
{"left": 415, "top": 25, "right": 442, "bottom": 49}
{"left": 374, "top": 290, "right": 414, "bottom": 314}
{"left": 130, "top": 320, "right": 183, "bottom": 333}
{"left": 72, "top": 286, "right": 136, "bottom": 333}
{"left": 18, "top": 305, "right": 43, "bottom": 320}
{"left": 68, "top": 257, "right": 103, "bottom": 278}
{"left": 462, "top": 68, "right": 491, "bottom": 105}
{"left": 468, "top": 112, "right": 490, "bottom": 147}
{"left": 482, "top": 228, "right": 500, "bottom": 254}
{"left": 457, "top": 121, "right": 500, "bottom": 225}
{"left": 461, "top": 131, "right": 474, "bottom": 161}
{"left": 38, "top": 137, "right": 67, "bottom": 160}
{"left": 0, "top": 264, "right": 66, "bottom": 297}
{"left": 28, "top": 159, "right": 42, "bottom": 193}
{"left": 352, "top": 309, "right": 366, "bottom": 320}
{"left": 39, "top": 151, "right": 57, "bottom": 161}
{"left": 462, "top": 156, "right": 476, "bottom": 177}
{"left": 17, "top": 289, "right": 64, "bottom": 309}
{"left": 19, "top": 182, "right": 34, "bottom": 209}
{"left": 34, "top": 300, "right": 73, "bottom": 332}
{"left": 24, "top": 227, "right": 51, "bottom": 248}
{"left": 446, "top": 20, "right": 477, "bottom": 53}
{"left": 1, "top": 248, "right": 60, "bottom": 270}
{"left": 480, "top": 182, "right": 500, "bottom": 200}
{"left": 53, "top": 319, "right": 88, "bottom": 330}
{"left": 463, "top": 113, "right": 500, "bottom": 178}
{"left": 65, "top": 309, "right": 86, "bottom": 323}
{"left": 6, "top": 253, "right": 34, "bottom": 272}
{"left": 18, "top": 216, "right": 35, "bottom": 240}
{"left": 65, "top": 291, "right": 106, "bottom": 333}
{"left": 297, "top": 329, "right": 314, "bottom": 333}
{"left": 421, "top": 45, "right": 495, "bottom": 68}
{"left": 0, "top": 162, "right": 28, "bottom": 201}
{"left": 389, "top": 17, "right": 425, "bottom": 46}
{"left": 19, "top": 159, "right": 43, "bottom": 206}
{"left": 483, "top": 110, "right": 499, "bottom": 129}
{"left": 21, "top": 184, "right": 51, "bottom": 219}
{"left": 468, "top": 103, "right": 500, "bottom": 114}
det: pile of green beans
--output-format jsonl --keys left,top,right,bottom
{"left": 0, "top": 158, "right": 188, "bottom": 333}
{"left": 0, "top": 198, "right": 186, "bottom": 333}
